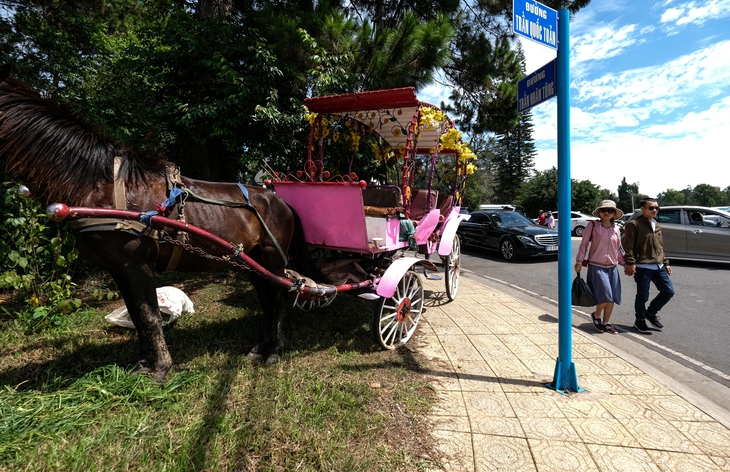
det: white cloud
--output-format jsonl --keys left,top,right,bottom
{"left": 660, "top": 0, "right": 730, "bottom": 26}
{"left": 572, "top": 24, "right": 639, "bottom": 63}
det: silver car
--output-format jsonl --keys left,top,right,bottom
{"left": 625, "top": 205, "right": 730, "bottom": 263}
{"left": 550, "top": 211, "right": 598, "bottom": 237}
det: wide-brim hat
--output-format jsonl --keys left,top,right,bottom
{"left": 592, "top": 200, "right": 624, "bottom": 219}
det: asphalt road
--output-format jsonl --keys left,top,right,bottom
{"left": 457, "top": 237, "right": 730, "bottom": 390}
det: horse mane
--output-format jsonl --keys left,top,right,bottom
{"left": 0, "top": 75, "right": 171, "bottom": 204}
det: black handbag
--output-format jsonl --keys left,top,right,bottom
{"left": 572, "top": 271, "right": 596, "bottom": 307}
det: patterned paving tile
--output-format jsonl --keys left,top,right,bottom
{"left": 462, "top": 390, "right": 516, "bottom": 418}
{"left": 528, "top": 439, "right": 600, "bottom": 471}
{"left": 599, "top": 394, "right": 652, "bottom": 420}
{"left": 567, "top": 417, "right": 641, "bottom": 447}
{"left": 431, "top": 414, "right": 472, "bottom": 433}
{"left": 710, "top": 455, "right": 730, "bottom": 470}
{"left": 646, "top": 450, "right": 724, "bottom": 471}
{"left": 431, "top": 429, "right": 474, "bottom": 471}
{"left": 556, "top": 393, "right": 615, "bottom": 419}
{"left": 432, "top": 390, "right": 468, "bottom": 417}
{"left": 581, "top": 375, "right": 633, "bottom": 395}
{"left": 617, "top": 418, "right": 703, "bottom": 453}
{"left": 519, "top": 417, "right": 578, "bottom": 441}
{"left": 506, "top": 392, "right": 567, "bottom": 419}
{"left": 472, "top": 433, "right": 536, "bottom": 471}
{"left": 499, "top": 374, "right": 552, "bottom": 394}
{"left": 671, "top": 421, "right": 730, "bottom": 457}
{"left": 586, "top": 444, "right": 662, "bottom": 471}
{"left": 469, "top": 416, "right": 524, "bottom": 437}
{"left": 613, "top": 374, "right": 675, "bottom": 395}
{"left": 590, "top": 357, "right": 645, "bottom": 376}
{"left": 638, "top": 395, "right": 716, "bottom": 422}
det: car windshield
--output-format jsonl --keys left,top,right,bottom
{"left": 489, "top": 211, "right": 534, "bottom": 227}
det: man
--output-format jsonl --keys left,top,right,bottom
{"left": 538, "top": 210, "right": 546, "bottom": 226}
{"left": 623, "top": 198, "right": 675, "bottom": 333}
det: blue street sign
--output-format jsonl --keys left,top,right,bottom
{"left": 513, "top": 0, "right": 558, "bottom": 50}
{"left": 517, "top": 58, "right": 556, "bottom": 112}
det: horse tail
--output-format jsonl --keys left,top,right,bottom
{"left": 287, "top": 205, "right": 326, "bottom": 282}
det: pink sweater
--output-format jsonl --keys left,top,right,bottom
{"left": 576, "top": 221, "right": 625, "bottom": 268}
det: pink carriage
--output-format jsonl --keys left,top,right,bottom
{"left": 268, "top": 87, "right": 472, "bottom": 348}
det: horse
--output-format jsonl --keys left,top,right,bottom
{"left": 0, "top": 66, "right": 303, "bottom": 383}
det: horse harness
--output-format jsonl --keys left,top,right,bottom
{"left": 67, "top": 157, "right": 288, "bottom": 273}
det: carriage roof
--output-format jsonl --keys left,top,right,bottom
{"left": 304, "top": 87, "right": 457, "bottom": 156}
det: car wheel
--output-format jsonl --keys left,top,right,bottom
{"left": 574, "top": 225, "right": 585, "bottom": 237}
{"left": 500, "top": 239, "right": 517, "bottom": 261}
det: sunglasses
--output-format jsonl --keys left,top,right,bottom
{"left": 599, "top": 208, "right": 616, "bottom": 214}
{"left": 647, "top": 206, "right": 660, "bottom": 211}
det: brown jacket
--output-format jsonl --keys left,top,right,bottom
{"left": 622, "top": 214, "right": 670, "bottom": 266}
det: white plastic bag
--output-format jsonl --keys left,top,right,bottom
{"left": 105, "top": 286, "right": 195, "bottom": 329}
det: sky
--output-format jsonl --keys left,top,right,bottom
{"left": 423, "top": 0, "right": 730, "bottom": 198}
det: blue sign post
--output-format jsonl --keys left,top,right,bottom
{"left": 517, "top": 58, "right": 556, "bottom": 113}
{"left": 513, "top": 0, "right": 581, "bottom": 394}
{"left": 513, "top": 0, "right": 558, "bottom": 50}
{"left": 549, "top": 9, "right": 583, "bottom": 395}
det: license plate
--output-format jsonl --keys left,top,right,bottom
{"left": 545, "top": 245, "right": 558, "bottom": 251}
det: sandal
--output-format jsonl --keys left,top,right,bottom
{"left": 591, "top": 312, "right": 603, "bottom": 331}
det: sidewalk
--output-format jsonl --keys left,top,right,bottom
{"left": 417, "top": 275, "right": 730, "bottom": 471}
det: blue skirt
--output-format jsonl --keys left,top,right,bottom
{"left": 587, "top": 265, "right": 622, "bottom": 305}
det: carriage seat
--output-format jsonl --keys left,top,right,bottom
{"left": 409, "top": 189, "right": 438, "bottom": 222}
{"left": 362, "top": 187, "right": 403, "bottom": 217}
{"left": 437, "top": 193, "right": 454, "bottom": 221}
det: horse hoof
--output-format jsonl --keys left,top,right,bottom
{"left": 265, "top": 353, "right": 280, "bottom": 365}
{"left": 131, "top": 362, "right": 152, "bottom": 374}
{"left": 246, "top": 351, "right": 263, "bottom": 361}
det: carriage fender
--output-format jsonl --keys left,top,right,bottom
{"left": 437, "top": 213, "right": 471, "bottom": 256}
{"left": 376, "top": 257, "right": 434, "bottom": 298}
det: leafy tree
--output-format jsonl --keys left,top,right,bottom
{"left": 692, "top": 184, "right": 727, "bottom": 207}
{"left": 657, "top": 189, "right": 686, "bottom": 206}
{"left": 516, "top": 167, "right": 607, "bottom": 218}
{"left": 489, "top": 110, "right": 536, "bottom": 202}
{"left": 616, "top": 177, "right": 640, "bottom": 213}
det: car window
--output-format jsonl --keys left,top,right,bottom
{"left": 656, "top": 209, "right": 681, "bottom": 224}
{"left": 490, "top": 211, "right": 533, "bottom": 226}
{"left": 468, "top": 213, "right": 488, "bottom": 224}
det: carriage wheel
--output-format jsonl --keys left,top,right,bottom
{"left": 373, "top": 270, "right": 424, "bottom": 350}
{"left": 444, "top": 236, "right": 461, "bottom": 301}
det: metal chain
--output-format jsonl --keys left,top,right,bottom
{"left": 160, "top": 232, "right": 252, "bottom": 272}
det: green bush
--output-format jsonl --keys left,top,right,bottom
{"left": 0, "top": 183, "right": 82, "bottom": 330}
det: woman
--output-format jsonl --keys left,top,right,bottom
{"left": 574, "top": 200, "right": 626, "bottom": 334}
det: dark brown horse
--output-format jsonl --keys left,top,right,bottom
{"left": 0, "top": 66, "right": 300, "bottom": 383}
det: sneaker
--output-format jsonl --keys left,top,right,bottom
{"left": 634, "top": 319, "right": 651, "bottom": 333}
{"left": 646, "top": 314, "right": 664, "bottom": 329}
{"left": 603, "top": 324, "right": 619, "bottom": 334}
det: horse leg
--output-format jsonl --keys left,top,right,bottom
{"left": 246, "top": 274, "right": 286, "bottom": 364}
{"left": 265, "top": 285, "right": 287, "bottom": 365}
{"left": 111, "top": 267, "right": 173, "bottom": 383}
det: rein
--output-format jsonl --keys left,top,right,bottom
{"left": 175, "top": 183, "right": 289, "bottom": 267}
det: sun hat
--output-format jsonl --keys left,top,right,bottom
{"left": 592, "top": 200, "right": 624, "bottom": 219}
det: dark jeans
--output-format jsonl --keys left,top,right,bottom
{"left": 634, "top": 267, "right": 675, "bottom": 320}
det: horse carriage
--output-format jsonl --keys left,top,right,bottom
{"left": 0, "top": 67, "right": 473, "bottom": 381}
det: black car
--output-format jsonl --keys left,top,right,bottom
{"left": 458, "top": 210, "right": 559, "bottom": 261}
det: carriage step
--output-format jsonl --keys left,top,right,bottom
{"left": 358, "top": 292, "right": 380, "bottom": 300}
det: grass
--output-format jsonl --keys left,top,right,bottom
{"left": 0, "top": 271, "right": 440, "bottom": 471}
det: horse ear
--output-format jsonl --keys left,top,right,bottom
{"left": 0, "top": 64, "right": 10, "bottom": 82}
